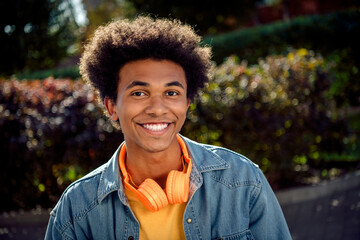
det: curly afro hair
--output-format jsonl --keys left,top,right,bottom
{"left": 79, "top": 16, "right": 212, "bottom": 106}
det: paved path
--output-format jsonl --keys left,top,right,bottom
{"left": 0, "top": 207, "right": 49, "bottom": 240}
{"left": 1, "top": 170, "right": 359, "bottom": 240}
{"left": 276, "top": 170, "right": 360, "bottom": 240}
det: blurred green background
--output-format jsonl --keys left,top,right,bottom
{"left": 0, "top": 0, "right": 359, "bottom": 212}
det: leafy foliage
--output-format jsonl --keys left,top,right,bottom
{"left": 0, "top": 78, "right": 123, "bottom": 211}
{"left": 0, "top": 0, "right": 79, "bottom": 76}
{"left": 83, "top": 0, "right": 137, "bottom": 41}
{"left": 128, "top": 0, "right": 258, "bottom": 34}
{"left": 183, "top": 49, "right": 358, "bottom": 188}
{"left": 0, "top": 49, "right": 358, "bottom": 211}
{"left": 204, "top": 9, "right": 360, "bottom": 108}
{"left": 205, "top": 9, "right": 360, "bottom": 64}
{"left": 15, "top": 66, "right": 80, "bottom": 80}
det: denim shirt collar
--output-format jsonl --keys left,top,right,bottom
{"left": 96, "top": 135, "right": 230, "bottom": 205}
{"left": 97, "top": 142, "right": 124, "bottom": 204}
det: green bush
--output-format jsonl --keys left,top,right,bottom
{"left": 0, "top": 78, "right": 123, "bottom": 211}
{"left": 0, "top": 49, "right": 358, "bottom": 211}
{"left": 204, "top": 9, "right": 360, "bottom": 108}
{"left": 204, "top": 9, "right": 360, "bottom": 64}
{"left": 183, "top": 49, "right": 358, "bottom": 188}
{"left": 15, "top": 66, "right": 80, "bottom": 80}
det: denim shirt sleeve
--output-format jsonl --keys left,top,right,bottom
{"left": 249, "top": 169, "right": 292, "bottom": 239}
{"left": 43, "top": 146, "right": 140, "bottom": 240}
{"left": 45, "top": 213, "right": 74, "bottom": 240}
{"left": 44, "top": 197, "right": 81, "bottom": 240}
{"left": 44, "top": 215, "right": 59, "bottom": 240}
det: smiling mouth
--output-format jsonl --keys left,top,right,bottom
{"left": 141, "top": 123, "right": 170, "bottom": 132}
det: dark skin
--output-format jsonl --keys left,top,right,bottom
{"left": 105, "top": 59, "right": 190, "bottom": 188}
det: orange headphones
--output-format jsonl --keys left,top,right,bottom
{"left": 119, "top": 135, "right": 192, "bottom": 212}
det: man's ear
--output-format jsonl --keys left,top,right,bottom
{"left": 104, "top": 97, "right": 119, "bottom": 121}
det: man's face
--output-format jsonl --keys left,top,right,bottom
{"left": 106, "top": 59, "right": 189, "bottom": 154}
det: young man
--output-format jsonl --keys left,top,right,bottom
{"left": 45, "top": 17, "right": 291, "bottom": 239}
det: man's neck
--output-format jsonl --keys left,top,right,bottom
{"left": 125, "top": 138, "right": 183, "bottom": 188}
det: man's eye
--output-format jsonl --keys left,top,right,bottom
{"left": 166, "top": 91, "right": 179, "bottom": 96}
{"left": 131, "top": 91, "right": 145, "bottom": 97}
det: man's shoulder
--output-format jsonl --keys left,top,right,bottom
{"left": 50, "top": 160, "right": 112, "bottom": 219}
{"left": 183, "top": 136, "right": 262, "bottom": 185}
{"left": 48, "top": 144, "right": 124, "bottom": 233}
{"left": 184, "top": 136, "right": 258, "bottom": 167}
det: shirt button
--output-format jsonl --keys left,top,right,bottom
{"left": 186, "top": 218, "right": 192, "bottom": 224}
{"left": 128, "top": 237, "right": 134, "bottom": 240}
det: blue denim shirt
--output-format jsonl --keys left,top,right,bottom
{"left": 45, "top": 136, "right": 291, "bottom": 239}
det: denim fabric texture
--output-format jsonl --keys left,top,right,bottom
{"left": 45, "top": 135, "right": 292, "bottom": 240}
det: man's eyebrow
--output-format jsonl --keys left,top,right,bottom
{"left": 166, "top": 81, "right": 185, "bottom": 89}
{"left": 126, "top": 81, "right": 149, "bottom": 89}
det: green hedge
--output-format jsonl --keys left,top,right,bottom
{"left": 0, "top": 78, "right": 123, "bottom": 211}
{"left": 204, "top": 9, "right": 360, "bottom": 108}
{"left": 15, "top": 66, "right": 80, "bottom": 80}
{"left": 183, "top": 49, "right": 359, "bottom": 188}
{"left": 204, "top": 9, "right": 360, "bottom": 64}
{"left": 1, "top": 49, "right": 358, "bottom": 211}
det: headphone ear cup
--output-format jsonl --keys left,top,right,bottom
{"left": 166, "top": 170, "right": 189, "bottom": 204}
{"left": 137, "top": 179, "right": 169, "bottom": 212}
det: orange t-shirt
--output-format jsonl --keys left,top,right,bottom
{"left": 124, "top": 187, "right": 186, "bottom": 240}
{"left": 119, "top": 136, "right": 190, "bottom": 240}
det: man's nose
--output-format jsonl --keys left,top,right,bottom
{"left": 144, "top": 95, "right": 168, "bottom": 116}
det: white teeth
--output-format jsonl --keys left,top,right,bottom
{"left": 142, "top": 123, "right": 169, "bottom": 131}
